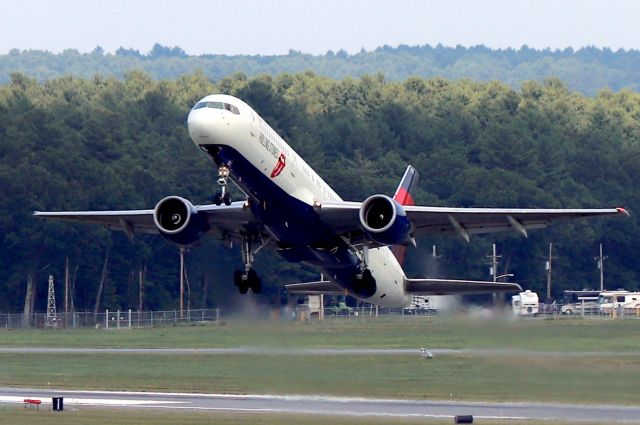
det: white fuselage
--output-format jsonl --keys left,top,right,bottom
{"left": 187, "top": 94, "right": 411, "bottom": 307}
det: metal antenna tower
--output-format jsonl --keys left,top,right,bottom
{"left": 46, "top": 275, "right": 57, "bottom": 327}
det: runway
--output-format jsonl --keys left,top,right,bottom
{"left": 0, "top": 346, "right": 638, "bottom": 357}
{"left": 1, "top": 387, "right": 639, "bottom": 422}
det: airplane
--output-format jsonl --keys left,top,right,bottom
{"left": 34, "top": 94, "right": 629, "bottom": 308}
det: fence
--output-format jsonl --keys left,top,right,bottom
{"left": 2, "top": 305, "right": 638, "bottom": 330}
{"left": 290, "top": 305, "right": 438, "bottom": 320}
{"left": 0, "top": 308, "right": 220, "bottom": 330}
{"left": 292, "top": 305, "right": 640, "bottom": 321}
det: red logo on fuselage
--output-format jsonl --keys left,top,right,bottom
{"left": 270, "top": 153, "right": 286, "bottom": 178}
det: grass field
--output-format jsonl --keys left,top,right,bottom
{"left": 0, "top": 407, "right": 614, "bottom": 425}
{"left": 1, "top": 352, "right": 639, "bottom": 404}
{"left": 1, "top": 317, "right": 639, "bottom": 406}
{"left": 1, "top": 316, "right": 639, "bottom": 352}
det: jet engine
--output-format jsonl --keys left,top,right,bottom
{"left": 359, "top": 194, "right": 412, "bottom": 245}
{"left": 153, "top": 196, "right": 209, "bottom": 245}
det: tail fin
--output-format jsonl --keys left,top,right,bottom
{"left": 391, "top": 165, "right": 420, "bottom": 264}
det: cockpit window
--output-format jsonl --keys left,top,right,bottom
{"left": 193, "top": 101, "right": 240, "bottom": 114}
{"left": 224, "top": 103, "right": 240, "bottom": 114}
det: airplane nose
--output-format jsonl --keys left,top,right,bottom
{"left": 187, "top": 107, "right": 228, "bottom": 145}
{"left": 187, "top": 108, "right": 211, "bottom": 141}
{"left": 187, "top": 100, "right": 246, "bottom": 147}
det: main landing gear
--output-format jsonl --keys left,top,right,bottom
{"left": 352, "top": 244, "right": 376, "bottom": 294}
{"left": 234, "top": 234, "right": 264, "bottom": 294}
{"left": 353, "top": 268, "right": 376, "bottom": 292}
{"left": 213, "top": 165, "right": 232, "bottom": 206}
{"left": 234, "top": 269, "right": 260, "bottom": 294}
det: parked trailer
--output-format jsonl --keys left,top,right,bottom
{"left": 598, "top": 291, "right": 640, "bottom": 314}
{"left": 512, "top": 290, "right": 539, "bottom": 316}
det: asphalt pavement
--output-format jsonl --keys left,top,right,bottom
{"left": 1, "top": 387, "right": 639, "bottom": 422}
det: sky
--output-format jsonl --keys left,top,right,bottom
{"left": 1, "top": 0, "right": 639, "bottom": 56}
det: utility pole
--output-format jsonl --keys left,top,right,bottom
{"left": 64, "top": 257, "right": 69, "bottom": 317}
{"left": 46, "top": 275, "right": 57, "bottom": 328}
{"left": 70, "top": 263, "right": 78, "bottom": 315}
{"left": 202, "top": 271, "right": 208, "bottom": 309}
{"left": 138, "top": 265, "right": 145, "bottom": 312}
{"left": 596, "top": 243, "right": 606, "bottom": 291}
{"left": 488, "top": 244, "right": 501, "bottom": 282}
{"left": 488, "top": 244, "right": 503, "bottom": 307}
{"left": 545, "top": 243, "right": 556, "bottom": 301}
{"left": 319, "top": 273, "right": 325, "bottom": 321}
{"left": 179, "top": 247, "right": 186, "bottom": 320}
{"left": 23, "top": 273, "right": 35, "bottom": 328}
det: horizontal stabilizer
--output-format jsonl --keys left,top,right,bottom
{"left": 405, "top": 278, "right": 522, "bottom": 295}
{"left": 285, "top": 280, "right": 345, "bottom": 295}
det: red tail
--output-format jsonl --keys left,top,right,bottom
{"left": 391, "top": 165, "right": 419, "bottom": 265}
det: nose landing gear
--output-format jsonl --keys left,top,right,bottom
{"left": 214, "top": 165, "right": 232, "bottom": 206}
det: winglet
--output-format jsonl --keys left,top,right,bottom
{"left": 392, "top": 165, "right": 420, "bottom": 264}
{"left": 617, "top": 207, "right": 630, "bottom": 217}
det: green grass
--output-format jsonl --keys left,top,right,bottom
{"left": 2, "top": 351, "right": 639, "bottom": 405}
{"left": 1, "top": 317, "right": 639, "bottom": 407}
{"left": 1, "top": 316, "right": 639, "bottom": 352}
{"left": 0, "top": 406, "right": 618, "bottom": 425}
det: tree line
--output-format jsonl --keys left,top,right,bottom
{"left": 0, "top": 71, "right": 638, "bottom": 313}
{"left": 2, "top": 43, "right": 640, "bottom": 95}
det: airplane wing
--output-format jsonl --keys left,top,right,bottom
{"left": 318, "top": 201, "right": 629, "bottom": 243}
{"left": 405, "top": 278, "right": 522, "bottom": 295}
{"left": 285, "top": 280, "right": 345, "bottom": 295}
{"left": 286, "top": 278, "right": 520, "bottom": 296}
{"left": 34, "top": 201, "right": 258, "bottom": 241}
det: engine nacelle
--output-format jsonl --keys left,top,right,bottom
{"left": 359, "top": 194, "right": 412, "bottom": 245}
{"left": 153, "top": 196, "right": 209, "bottom": 246}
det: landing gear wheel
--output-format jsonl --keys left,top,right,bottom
{"left": 234, "top": 269, "right": 261, "bottom": 295}
{"left": 235, "top": 233, "right": 267, "bottom": 295}
{"left": 234, "top": 269, "right": 249, "bottom": 294}
{"left": 352, "top": 268, "right": 376, "bottom": 298}
{"left": 222, "top": 191, "right": 231, "bottom": 206}
{"left": 213, "top": 192, "right": 222, "bottom": 206}
{"left": 248, "top": 269, "right": 262, "bottom": 294}
{"left": 238, "top": 283, "right": 249, "bottom": 294}
{"left": 361, "top": 268, "right": 373, "bottom": 283}
{"left": 355, "top": 268, "right": 373, "bottom": 283}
